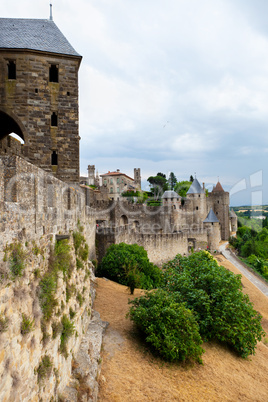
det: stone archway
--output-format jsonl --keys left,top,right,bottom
{"left": 120, "top": 215, "right": 128, "bottom": 227}
{"left": 0, "top": 109, "right": 27, "bottom": 143}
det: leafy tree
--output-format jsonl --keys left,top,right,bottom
{"left": 96, "top": 243, "right": 163, "bottom": 291}
{"left": 190, "top": 175, "right": 194, "bottom": 182}
{"left": 162, "top": 251, "right": 265, "bottom": 358}
{"left": 230, "top": 223, "right": 268, "bottom": 280}
{"left": 168, "top": 172, "right": 177, "bottom": 190}
{"left": 157, "top": 172, "right": 166, "bottom": 179}
{"left": 127, "top": 251, "right": 265, "bottom": 362}
{"left": 174, "top": 180, "right": 191, "bottom": 197}
{"left": 128, "top": 290, "right": 204, "bottom": 363}
{"left": 147, "top": 174, "right": 168, "bottom": 199}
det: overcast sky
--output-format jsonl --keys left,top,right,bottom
{"left": 3, "top": 0, "right": 268, "bottom": 205}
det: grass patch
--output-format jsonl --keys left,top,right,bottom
{"left": 0, "top": 313, "right": 9, "bottom": 333}
{"left": 39, "top": 239, "right": 73, "bottom": 321}
{"left": 73, "top": 225, "right": 89, "bottom": 263}
{"left": 52, "top": 321, "right": 63, "bottom": 339}
{"left": 21, "top": 314, "right": 35, "bottom": 335}
{"left": 60, "top": 315, "right": 75, "bottom": 357}
{"left": 76, "top": 292, "right": 84, "bottom": 307}
{"left": 4, "top": 242, "right": 26, "bottom": 278}
{"left": 37, "top": 355, "right": 53, "bottom": 383}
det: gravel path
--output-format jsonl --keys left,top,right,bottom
{"left": 219, "top": 242, "right": 268, "bottom": 297}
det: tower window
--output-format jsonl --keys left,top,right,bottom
{"left": 51, "top": 112, "right": 58, "bottom": 127}
{"left": 51, "top": 151, "right": 58, "bottom": 166}
{"left": 8, "top": 61, "right": 16, "bottom": 79}
{"left": 35, "top": 88, "right": 38, "bottom": 93}
{"left": 49, "top": 64, "right": 58, "bottom": 82}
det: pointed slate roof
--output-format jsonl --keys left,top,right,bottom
{"left": 212, "top": 181, "right": 224, "bottom": 192}
{"left": 187, "top": 178, "right": 205, "bottom": 195}
{"left": 162, "top": 190, "right": 181, "bottom": 199}
{"left": 203, "top": 208, "right": 219, "bottom": 223}
{"left": 0, "top": 18, "right": 81, "bottom": 57}
{"left": 229, "top": 209, "right": 237, "bottom": 218}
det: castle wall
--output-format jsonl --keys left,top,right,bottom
{"left": 0, "top": 155, "right": 95, "bottom": 255}
{"left": 96, "top": 227, "right": 188, "bottom": 266}
{"left": 0, "top": 51, "right": 80, "bottom": 182}
{"left": 0, "top": 155, "right": 98, "bottom": 401}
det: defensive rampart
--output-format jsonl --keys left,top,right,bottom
{"left": 0, "top": 155, "right": 101, "bottom": 401}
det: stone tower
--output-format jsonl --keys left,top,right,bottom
{"left": 88, "top": 165, "right": 95, "bottom": 186}
{"left": 134, "top": 168, "right": 141, "bottom": 189}
{"left": 0, "top": 18, "right": 82, "bottom": 182}
{"left": 203, "top": 208, "right": 221, "bottom": 251}
{"left": 185, "top": 178, "right": 207, "bottom": 226}
{"left": 208, "top": 181, "right": 230, "bottom": 240}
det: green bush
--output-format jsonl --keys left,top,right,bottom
{"left": 39, "top": 271, "right": 58, "bottom": 321}
{"left": 76, "top": 292, "right": 84, "bottom": 307}
{"left": 52, "top": 321, "right": 63, "bottom": 339}
{"left": 96, "top": 243, "right": 163, "bottom": 291}
{"left": 39, "top": 239, "right": 73, "bottom": 321}
{"left": 128, "top": 290, "right": 204, "bottom": 363}
{"left": 60, "top": 315, "right": 75, "bottom": 357}
{"left": 0, "top": 314, "right": 9, "bottom": 333}
{"left": 21, "top": 314, "right": 35, "bottom": 335}
{"left": 73, "top": 229, "right": 89, "bottom": 262}
{"left": 76, "top": 258, "right": 83, "bottom": 270}
{"left": 37, "top": 355, "right": 53, "bottom": 383}
{"left": 162, "top": 251, "right": 265, "bottom": 358}
{"left": 55, "top": 239, "right": 73, "bottom": 279}
{"left": 5, "top": 242, "right": 26, "bottom": 278}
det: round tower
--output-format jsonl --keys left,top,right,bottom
{"left": 203, "top": 208, "right": 221, "bottom": 251}
{"left": 208, "top": 181, "right": 230, "bottom": 240}
{"left": 186, "top": 178, "right": 207, "bottom": 227}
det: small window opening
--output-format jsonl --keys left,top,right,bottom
{"left": 35, "top": 88, "right": 38, "bottom": 93}
{"left": 196, "top": 206, "right": 198, "bottom": 210}
{"left": 49, "top": 64, "right": 58, "bottom": 82}
{"left": 51, "top": 151, "right": 58, "bottom": 165}
{"left": 67, "top": 91, "right": 70, "bottom": 96}
{"left": 8, "top": 61, "right": 16, "bottom": 79}
{"left": 51, "top": 112, "right": 58, "bottom": 127}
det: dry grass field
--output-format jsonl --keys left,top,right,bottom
{"left": 94, "top": 255, "right": 268, "bottom": 401}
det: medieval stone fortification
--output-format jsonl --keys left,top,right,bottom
{"left": 0, "top": 15, "right": 237, "bottom": 401}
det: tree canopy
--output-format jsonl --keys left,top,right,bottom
{"left": 129, "top": 251, "right": 265, "bottom": 363}
{"left": 168, "top": 172, "right": 177, "bottom": 190}
{"left": 174, "top": 180, "right": 191, "bottom": 197}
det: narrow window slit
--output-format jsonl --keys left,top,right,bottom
{"left": 8, "top": 61, "right": 16, "bottom": 79}
{"left": 49, "top": 64, "right": 58, "bottom": 82}
{"left": 51, "top": 151, "right": 58, "bottom": 166}
{"left": 51, "top": 112, "right": 58, "bottom": 127}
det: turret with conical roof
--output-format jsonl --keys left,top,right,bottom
{"left": 203, "top": 208, "right": 221, "bottom": 251}
{"left": 207, "top": 180, "right": 230, "bottom": 240}
{"left": 186, "top": 177, "right": 206, "bottom": 226}
{"left": 187, "top": 178, "right": 205, "bottom": 195}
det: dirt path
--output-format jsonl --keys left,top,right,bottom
{"left": 94, "top": 257, "right": 268, "bottom": 401}
{"left": 219, "top": 242, "right": 268, "bottom": 297}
